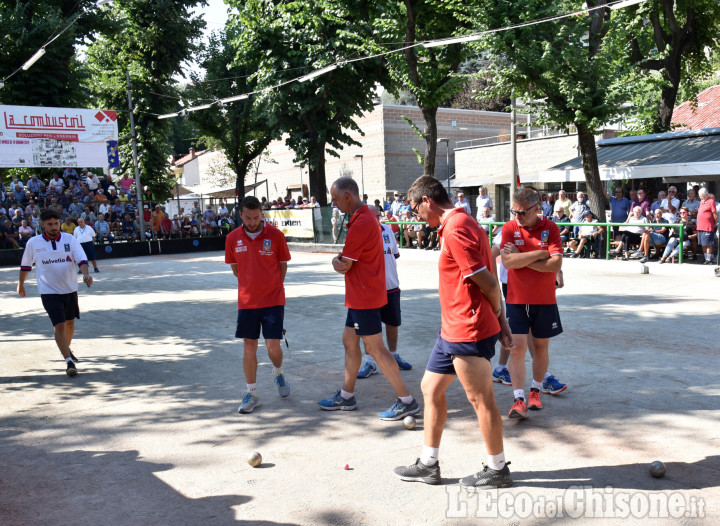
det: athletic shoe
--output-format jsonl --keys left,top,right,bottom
{"left": 394, "top": 354, "right": 413, "bottom": 370}
{"left": 238, "top": 392, "right": 260, "bottom": 414}
{"left": 66, "top": 360, "right": 78, "bottom": 377}
{"left": 94, "top": 267, "right": 100, "bottom": 273}
{"left": 357, "top": 361, "right": 378, "bottom": 379}
{"left": 630, "top": 251, "right": 643, "bottom": 259}
{"left": 492, "top": 367, "right": 511, "bottom": 385}
{"left": 508, "top": 398, "right": 527, "bottom": 419}
{"left": 318, "top": 390, "right": 357, "bottom": 411}
{"left": 379, "top": 398, "right": 420, "bottom": 421}
{"left": 274, "top": 373, "right": 290, "bottom": 397}
{"left": 460, "top": 462, "right": 513, "bottom": 488}
{"left": 640, "top": 256, "right": 648, "bottom": 263}
{"left": 393, "top": 458, "right": 441, "bottom": 485}
{"left": 542, "top": 375, "right": 567, "bottom": 395}
{"left": 528, "top": 389, "right": 542, "bottom": 411}
{"left": 69, "top": 351, "right": 79, "bottom": 363}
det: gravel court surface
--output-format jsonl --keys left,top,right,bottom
{"left": 1, "top": 249, "right": 718, "bottom": 525}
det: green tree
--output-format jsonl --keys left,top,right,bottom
{"left": 480, "top": 0, "right": 635, "bottom": 217}
{"left": 231, "top": 0, "right": 389, "bottom": 205}
{"left": 368, "top": 0, "right": 480, "bottom": 177}
{"left": 84, "top": 0, "right": 206, "bottom": 202}
{"left": 186, "top": 29, "right": 278, "bottom": 200}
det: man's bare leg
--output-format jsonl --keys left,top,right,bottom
{"left": 243, "top": 338, "right": 259, "bottom": 383}
{"left": 341, "top": 327, "right": 363, "bottom": 394}
{"left": 385, "top": 324, "right": 398, "bottom": 353}
{"left": 420, "top": 371, "right": 455, "bottom": 447}
{"left": 362, "top": 332, "right": 410, "bottom": 397}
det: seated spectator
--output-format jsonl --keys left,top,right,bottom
{"left": 380, "top": 210, "right": 401, "bottom": 240}
{"left": 48, "top": 173, "right": 65, "bottom": 195}
{"left": 682, "top": 188, "right": 700, "bottom": 218}
{"left": 631, "top": 188, "right": 651, "bottom": 217}
{"left": 556, "top": 189, "right": 572, "bottom": 216}
{"left": 551, "top": 205, "right": 571, "bottom": 246}
{"left": 205, "top": 216, "right": 218, "bottom": 236}
{"left": 170, "top": 215, "right": 183, "bottom": 238}
{"left": 67, "top": 180, "right": 83, "bottom": 200}
{"left": 423, "top": 224, "right": 439, "bottom": 250}
{"left": 61, "top": 216, "right": 77, "bottom": 234}
{"left": 616, "top": 206, "right": 649, "bottom": 260}
{"left": 24, "top": 199, "right": 38, "bottom": 218}
{"left": 1, "top": 219, "right": 20, "bottom": 249}
{"left": 650, "top": 191, "right": 665, "bottom": 214}
{"left": 106, "top": 187, "right": 118, "bottom": 204}
{"left": 101, "top": 173, "right": 114, "bottom": 194}
{"left": 403, "top": 213, "right": 425, "bottom": 248}
{"left": 68, "top": 197, "right": 84, "bottom": 217}
{"left": 151, "top": 205, "right": 165, "bottom": 237}
{"left": 95, "top": 188, "right": 109, "bottom": 205}
{"left": 25, "top": 174, "right": 44, "bottom": 199}
{"left": 541, "top": 194, "right": 555, "bottom": 218}
{"left": 17, "top": 219, "right": 34, "bottom": 247}
{"left": 81, "top": 207, "right": 97, "bottom": 226}
{"left": 660, "top": 186, "right": 680, "bottom": 214}
{"left": 635, "top": 209, "right": 668, "bottom": 262}
{"left": 86, "top": 171, "right": 100, "bottom": 192}
{"left": 218, "top": 213, "right": 234, "bottom": 234}
{"left": 63, "top": 167, "right": 78, "bottom": 181}
{"left": 160, "top": 215, "right": 173, "bottom": 239}
{"left": 98, "top": 200, "right": 111, "bottom": 219}
{"left": 117, "top": 191, "right": 129, "bottom": 207}
{"left": 11, "top": 209, "right": 24, "bottom": 227}
{"left": 95, "top": 214, "right": 114, "bottom": 244}
{"left": 30, "top": 209, "right": 40, "bottom": 234}
{"left": 121, "top": 213, "right": 138, "bottom": 241}
{"left": 8, "top": 176, "right": 24, "bottom": 197}
{"left": 180, "top": 215, "right": 195, "bottom": 237}
{"left": 660, "top": 207, "right": 697, "bottom": 263}
{"left": 478, "top": 206, "right": 498, "bottom": 237}
{"left": 568, "top": 211, "right": 604, "bottom": 258}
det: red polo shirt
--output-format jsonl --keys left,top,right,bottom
{"left": 341, "top": 205, "right": 386, "bottom": 309}
{"left": 697, "top": 199, "right": 717, "bottom": 232}
{"left": 224, "top": 222, "right": 291, "bottom": 309}
{"left": 501, "top": 218, "right": 562, "bottom": 305}
{"left": 437, "top": 208, "right": 500, "bottom": 342}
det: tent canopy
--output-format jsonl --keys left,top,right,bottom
{"left": 179, "top": 180, "right": 266, "bottom": 199}
{"left": 530, "top": 127, "right": 720, "bottom": 183}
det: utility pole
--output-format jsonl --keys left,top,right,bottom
{"left": 127, "top": 70, "right": 147, "bottom": 241}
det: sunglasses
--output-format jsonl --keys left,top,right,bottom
{"left": 510, "top": 203, "right": 538, "bottom": 217}
{"left": 411, "top": 200, "right": 422, "bottom": 214}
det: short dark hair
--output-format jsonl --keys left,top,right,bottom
{"left": 407, "top": 175, "right": 450, "bottom": 206}
{"left": 240, "top": 196, "right": 262, "bottom": 211}
{"left": 40, "top": 209, "right": 61, "bottom": 221}
{"left": 333, "top": 177, "right": 359, "bottom": 197}
{"left": 513, "top": 187, "right": 540, "bottom": 207}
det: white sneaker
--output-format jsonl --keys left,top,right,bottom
{"left": 238, "top": 392, "right": 260, "bottom": 413}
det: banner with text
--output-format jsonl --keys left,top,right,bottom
{"left": 264, "top": 209, "right": 314, "bottom": 238}
{"left": 0, "top": 105, "right": 119, "bottom": 168}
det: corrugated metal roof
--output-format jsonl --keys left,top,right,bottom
{"left": 550, "top": 127, "right": 720, "bottom": 171}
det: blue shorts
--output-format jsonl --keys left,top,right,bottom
{"left": 506, "top": 303, "right": 563, "bottom": 339}
{"left": 236, "top": 305, "right": 284, "bottom": 340}
{"left": 426, "top": 332, "right": 498, "bottom": 375}
{"left": 41, "top": 292, "right": 80, "bottom": 327}
{"left": 345, "top": 308, "right": 382, "bottom": 336}
{"left": 380, "top": 289, "right": 401, "bottom": 327}
{"left": 648, "top": 232, "right": 666, "bottom": 246}
{"left": 81, "top": 240, "right": 96, "bottom": 261}
{"left": 698, "top": 230, "right": 716, "bottom": 246}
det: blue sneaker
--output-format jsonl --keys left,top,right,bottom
{"left": 357, "top": 361, "right": 378, "bottom": 379}
{"left": 318, "top": 390, "right": 357, "bottom": 411}
{"left": 394, "top": 354, "right": 413, "bottom": 370}
{"left": 238, "top": 392, "right": 260, "bottom": 414}
{"left": 492, "top": 367, "right": 511, "bottom": 385}
{"left": 379, "top": 398, "right": 420, "bottom": 421}
{"left": 541, "top": 375, "right": 567, "bottom": 395}
{"left": 274, "top": 373, "right": 290, "bottom": 397}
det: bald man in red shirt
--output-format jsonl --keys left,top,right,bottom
{"left": 317, "top": 177, "right": 419, "bottom": 421}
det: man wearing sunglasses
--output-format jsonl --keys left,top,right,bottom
{"left": 500, "top": 188, "right": 564, "bottom": 420}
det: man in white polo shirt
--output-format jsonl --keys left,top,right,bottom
{"left": 73, "top": 217, "right": 100, "bottom": 273}
{"left": 356, "top": 206, "right": 413, "bottom": 378}
{"left": 18, "top": 209, "right": 94, "bottom": 376}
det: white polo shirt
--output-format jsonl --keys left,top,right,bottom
{"left": 20, "top": 233, "right": 88, "bottom": 294}
{"left": 380, "top": 223, "right": 400, "bottom": 291}
{"left": 73, "top": 225, "right": 96, "bottom": 243}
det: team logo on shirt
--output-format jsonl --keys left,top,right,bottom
{"left": 540, "top": 230, "right": 549, "bottom": 248}
{"left": 382, "top": 233, "right": 390, "bottom": 244}
{"left": 64, "top": 243, "right": 70, "bottom": 252}
{"left": 263, "top": 239, "right": 271, "bottom": 251}
{"left": 514, "top": 231, "right": 521, "bottom": 238}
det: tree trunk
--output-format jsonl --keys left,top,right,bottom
{"left": 422, "top": 106, "right": 438, "bottom": 177}
{"left": 653, "top": 59, "right": 682, "bottom": 133}
{"left": 309, "top": 140, "right": 328, "bottom": 206}
{"left": 576, "top": 123, "right": 608, "bottom": 219}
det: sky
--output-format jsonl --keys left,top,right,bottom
{"left": 182, "top": 0, "right": 231, "bottom": 80}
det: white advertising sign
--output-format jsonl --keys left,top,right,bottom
{"left": 264, "top": 209, "right": 314, "bottom": 238}
{"left": 0, "top": 105, "right": 119, "bottom": 168}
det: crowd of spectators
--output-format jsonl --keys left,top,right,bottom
{"left": 0, "top": 170, "right": 236, "bottom": 250}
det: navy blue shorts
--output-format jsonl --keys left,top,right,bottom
{"left": 345, "top": 308, "right": 382, "bottom": 336}
{"left": 41, "top": 292, "right": 80, "bottom": 327}
{"left": 380, "top": 288, "right": 401, "bottom": 327}
{"left": 81, "top": 240, "right": 96, "bottom": 261}
{"left": 236, "top": 305, "right": 284, "bottom": 340}
{"left": 426, "top": 331, "right": 498, "bottom": 375}
{"left": 698, "top": 230, "right": 716, "bottom": 246}
{"left": 506, "top": 303, "right": 563, "bottom": 339}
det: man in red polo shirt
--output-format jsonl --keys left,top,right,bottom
{"left": 225, "top": 196, "right": 291, "bottom": 414}
{"left": 394, "top": 175, "right": 513, "bottom": 488}
{"left": 500, "top": 187, "right": 564, "bottom": 420}
{"left": 318, "top": 177, "right": 420, "bottom": 421}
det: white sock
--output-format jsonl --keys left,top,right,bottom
{"left": 495, "top": 363, "right": 508, "bottom": 371}
{"left": 421, "top": 445, "right": 439, "bottom": 466}
{"left": 513, "top": 389, "right": 525, "bottom": 401}
{"left": 365, "top": 355, "right": 376, "bottom": 365}
{"left": 390, "top": 351, "right": 398, "bottom": 356}
{"left": 65, "top": 356, "right": 73, "bottom": 363}
{"left": 247, "top": 383, "right": 257, "bottom": 394}
{"left": 706, "top": 253, "right": 712, "bottom": 261}
{"left": 340, "top": 389, "right": 354, "bottom": 400}
{"left": 487, "top": 452, "right": 506, "bottom": 471}
{"left": 544, "top": 372, "right": 552, "bottom": 380}
{"left": 272, "top": 367, "right": 283, "bottom": 376}
{"left": 399, "top": 395, "right": 414, "bottom": 405}
{"left": 531, "top": 379, "right": 542, "bottom": 390}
